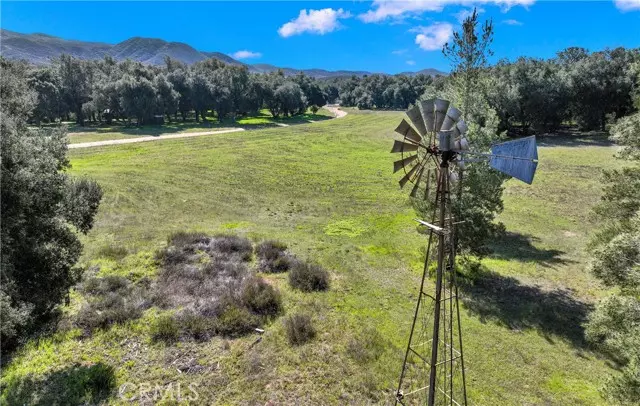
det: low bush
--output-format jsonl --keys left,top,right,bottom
{"left": 176, "top": 311, "right": 215, "bottom": 341}
{"left": 284, "top": 313, "right": 316, "bottom": 346}
{"left": 256, "top": 240, "right": 293, "bottom": 273}
{"left": 215, "top": 305, "right": 259, "bottom": 337}
{"left": 75, "top": 276, "right": 148, "bottom": 334}
{"left": 288, "top": 261, "right": 330, "bottom": 292}
{"left": 150, "top": 314, "right": 179, "bottom": 343}
{"left": 241, "top": 276, "right": 282, "bottom": 316}
{"left": 212, "top": 234, "right": 253, "bottom": 261}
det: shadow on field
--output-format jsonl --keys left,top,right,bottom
{"left": 489, "top": 232, "right": 571, "bottom": 267}
{"left": 459, "top": 265, "right": 592, "bottom": 348}
{"left": 2, "top": 362, "right": 116, "bottom": 405}
{"left": 537, "top": 133, "right": 613, "bottom": 148}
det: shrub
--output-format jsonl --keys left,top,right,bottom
{"left": 256, "top": 240, "right": 292, "bottom": 273}
{"left": 284, "top": 313, "right": 316, "bottom": 345}
{"left": 176, "top": 311, "right": 215, "bottom": 341}
{"left": 241, "top": 277, "right": 282, "bottom": 316}
{"left": 211, "top": 235, "right": 253, "bottom": 261}
{"left": 150, "top": 315, "right": 179, "bottom": 343}
{"left": 75, "top": 276, "right": 148, "bottom": 333}
{"left": 288, "top": 261, "right": 330, "bottom": 292}
{"left": 215, "top": 305, "right": 259, "bottom": 337}
{"left": 310, "top": 105, "right": 320, "bottom": 114}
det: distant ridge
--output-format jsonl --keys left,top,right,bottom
{"left": 0, "top": 29, "right": 446, "bottom": 78}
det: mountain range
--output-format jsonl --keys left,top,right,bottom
{"left": 0, "top": 29, "right": 445, "bottom": 78}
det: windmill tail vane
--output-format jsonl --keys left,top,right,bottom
{"left": 390, "top": 99, "right": 538, "bottom": 406}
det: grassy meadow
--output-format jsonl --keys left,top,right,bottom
{"left": 1, "top": 109, "right": 620, "bottom": 405}
{"left": 62, "top": 108, "right": 333, "bottom": 145}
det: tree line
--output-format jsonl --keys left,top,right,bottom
{"left": 329, "top": 46, "right": 639, "bottom": 133}
{"left": 22, "top": 55, "right": 333, "bottom": 126}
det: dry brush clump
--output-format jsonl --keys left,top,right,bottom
{"left": 288, "top": 261, "right": 330, "bottom": 292}
{"left": 75, "top": 275, "right": 151, "bottom": 334}
{"left": 151, "top": 232, "right": 282, "bottom": 341}
{"left": 284, "top": 313, "right": 316, "bottom": 345}
{"left": 255, "top": 240, "right": 295, "bottom": 273}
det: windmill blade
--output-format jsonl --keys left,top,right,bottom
{"left": 434, "top": 99, "right": 450, "bottom": 131}
{"left": 406, "top": 104, "right": 428, "bottom": 136}
{"left": 391, "top": 140, "right": 419, "bottom": 153}
{"left": 419, "top": 99, "right": 435, "bottom": 134}
{"left": 394, "top": 154, "right": 418, "bottom": 173}
{"left": 441, "top": 107, "right": 462, "bottom": 131}
{"left": 394, "top": 119, "right": 422, "bottom": 144}
{"left": 399, "top": 160, "right": 422, "bottom": 188}
{"left": 489, "top": 135, "right": 538, "bottom": 184}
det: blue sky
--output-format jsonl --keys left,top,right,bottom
{"left": 2, "top": 1, "right": 639, "bottom": 73}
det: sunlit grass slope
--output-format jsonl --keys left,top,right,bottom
{"left": 2, "top": 109, "right": 618, "bottom": 405}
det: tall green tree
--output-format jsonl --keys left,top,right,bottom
{"left": 56, "top": 55, "right": 92, "bottom": 125}
{"left": 586, "top": 111, "right": 640, "bottom": 404}
{"left": 419, "top": 8, "right": 506, "bottom": 257}
{"left": 1, "top": 58, "right": 103, "bottom": 352}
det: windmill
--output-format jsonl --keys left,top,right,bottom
{"left": 391, "top": 99, "right": 538, "bottom": 406}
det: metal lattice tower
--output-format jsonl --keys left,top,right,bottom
{"left": 390, "top": 99, "right": 538, "bottom": 406}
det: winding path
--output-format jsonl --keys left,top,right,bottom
{"left": 69, "top": 105, "right": 348, "bottom": 149}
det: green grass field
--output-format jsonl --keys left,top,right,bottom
{"left": 62, "top": 108, "right": 334, "bottom": 144}
{"left": 2, "top": 109, "right": 620, "bottom": 405}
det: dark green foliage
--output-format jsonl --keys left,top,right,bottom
{"left": 288, "top": 261, "right": 330, "bottom": 292}
{"left": 1, "top": 363, "right": 116, "bottom": 406}
{"left": 586, "top": 111, "right": 640, "bottom": 403}
{"left": 284, "top": 313, "right": 316, "bottom": 346}
{"left": 1, "top": 58, "right": 102, "bottom": 352}
{"left": 241, "top": 276, "right": 283, "bottom": 316}
{"left": 150, "top": 314, "right": 179, "bottom": 343}
{"left": 256, "top": 240, "right": 292, "bottom": 273}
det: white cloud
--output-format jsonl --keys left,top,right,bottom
{"left": 232, "top": 50, "right": 262, "bottom": 60}
{"left": 615, "top": 0, "right": 640, "bottom": 11}
{"left": 359, "top": 0, "right": 534, "bottom": 23}
{"left": 502, "top": 18, "right": 523, "bottom": 25}
{"left": 454, "top": 7, "right": 484, "bottom": 23}
{"left": 406, "top": 60, "right": 417, "bottom": 65}
{"left": 392, "top": 49, "right": 408, "bottom": 55}
{"left": 278, "top": 8, "right": 351, "bottom": 37}
{"left": 413, "top": 23, "right": 454, "bottom": 51}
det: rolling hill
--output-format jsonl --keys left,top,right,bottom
{"left": 0, "top": 29, "right": 446, "bottom": 78}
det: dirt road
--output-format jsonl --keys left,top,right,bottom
{"left": 69, "top": 105, "right": 348, "bottom": 149}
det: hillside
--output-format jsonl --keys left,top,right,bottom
{"left": 0, "top": 29, "right": 446, "bottom": 77}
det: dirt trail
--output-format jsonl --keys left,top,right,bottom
{"left": 69, "top": 105, "right": 348, "bottom": 149}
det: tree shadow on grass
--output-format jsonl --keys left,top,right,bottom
{"left": 488, "top": 232, "right": 572, "bottom": 268}
{"left": 458, "top": 265, "right": 592, "bottom": 349}
{"left": 537, "top": 133, "right": 613, "bottom": 148}
{"left": 2, "top": 362, "right": 116, "bottom": 406}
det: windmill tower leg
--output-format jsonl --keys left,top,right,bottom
{"left": 395, "top": 158, "right": 468, "bottom": 406}
{"left": 427, "top": 162, "right": 450, "bottom": 405}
